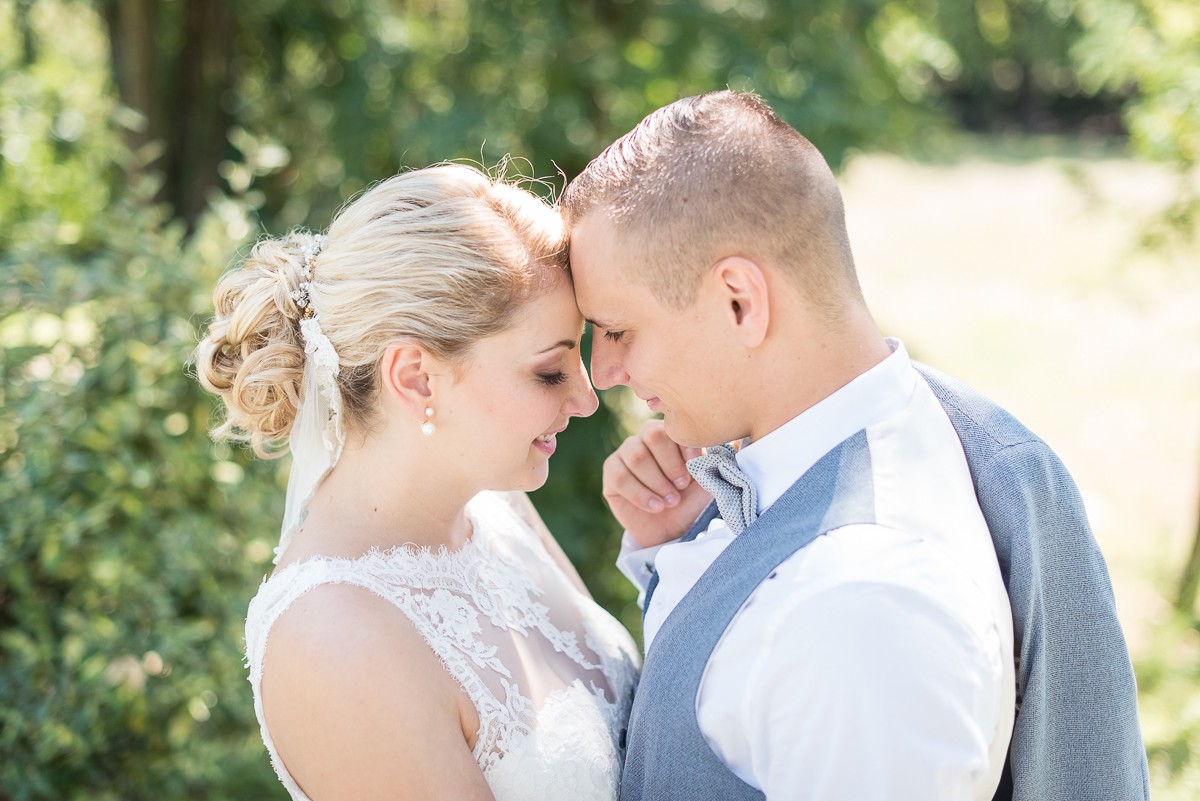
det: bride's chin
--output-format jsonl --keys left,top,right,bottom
{"left": 516, "top": 463, "right": 551, "bottom": 493}
{"left": 485, "top": 464, "right": 551, "bottom": 495}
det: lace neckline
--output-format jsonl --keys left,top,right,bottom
{"left": 271, "top": 501, "right": 486, "bottom": 580}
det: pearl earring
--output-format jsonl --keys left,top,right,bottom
{"left": 420, "top": 406, "right": 436, "bottom": 436}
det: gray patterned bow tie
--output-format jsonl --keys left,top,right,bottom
{"left": 686, "top": 444, "right": 759, "bottom": 536}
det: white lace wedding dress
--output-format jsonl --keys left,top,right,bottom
{"left": 245, "top": 491, "right": 640, "bottom": 801}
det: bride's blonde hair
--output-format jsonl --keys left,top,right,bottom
{"left": 195, "top": 164, "right": 567, "bottom": 457}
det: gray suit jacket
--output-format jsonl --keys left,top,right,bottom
{"left": 916, "top": 363, "right": 1148, "bottom": 800}
{"left": 622, "top": 364, "right": 1149, "bottom": 801}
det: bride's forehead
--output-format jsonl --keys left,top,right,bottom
{"left": 472, "top": 286, "right": 581, "bottom": 354}
{"left": 526, "top": 278, "right": 582, "bottom": 321}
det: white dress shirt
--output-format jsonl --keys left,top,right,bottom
{"left": 618, "top": 339, "right": 1014, "bottom": 800}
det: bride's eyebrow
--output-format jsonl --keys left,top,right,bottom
{"left": 535, "top": 338, "right": 577, "bottom": 354}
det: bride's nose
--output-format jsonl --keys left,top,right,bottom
{"left": 564, "top": 361, "right": 599, "bottom": 418}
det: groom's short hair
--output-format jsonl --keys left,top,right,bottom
{"left": 562, "top": 91, "right": 862, "bottom": 314}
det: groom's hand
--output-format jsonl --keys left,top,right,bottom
{"left": 603, "top": 420, "right": 712, "bottom": 549}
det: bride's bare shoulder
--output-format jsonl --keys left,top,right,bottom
{"left": 265, "top": 581, "right": 428, "bottom": 663}
{"left": 260, "top": 584, "right": 495, "bottom": 800}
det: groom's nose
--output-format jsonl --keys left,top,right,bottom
{"left": 589, "top": 337, "right": 628, "bottom": 391}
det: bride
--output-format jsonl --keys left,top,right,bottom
{"left": 195, "top": 164, "right": 640, "bottom": 800}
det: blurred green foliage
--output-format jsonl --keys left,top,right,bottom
{"left": 112, "top": 0, "right": 940, "bottom": 230}
{"left": 1136, "top": 614, "right": 1200, "bottom": 800}
{"left": 1, "top": 6, "right": 282, "bottom": 798}
{"left": 1, "top": 0, "right": 1194, "bottom": 798}
{"left": 1073, "top": 0, "right": 1200, "bottom": 245}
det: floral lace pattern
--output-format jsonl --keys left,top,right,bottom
{"left": 245, "top": 492, "right": 640, "bottom": 801}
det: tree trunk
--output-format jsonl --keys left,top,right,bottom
{"left": 165, "top": 0, "right": 236, "bottom": 227}
{"left": 103, "top": 0, "right": 236, "bottom": 230}
{"left": 104, "top": 0, "right": 163, "bottom": 148}
{"left": 16, "top": 0, "right": 37, "bottom": 64}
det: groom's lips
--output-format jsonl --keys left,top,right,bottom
{"left": 634, "top": 390, "right": 662, "bottom": 412}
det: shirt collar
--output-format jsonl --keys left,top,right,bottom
{"left": 735, "top": 337, "right": 916, "bottom": 513}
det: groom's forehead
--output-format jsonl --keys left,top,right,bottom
{"left": 571, "top": 206, "right": 628, "bottom": 247}
{"left": 568, "top": 217, "right": 620, "bottom": 279}
{"left": 572, "top": 272, "right": 634, "bottom": 326}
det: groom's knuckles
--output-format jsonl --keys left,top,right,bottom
{"left": 603, "top": 454, "right": 664, "bottom": 513}
{"left": 645, "top": 440, "right": 689, "bottom": 488}
{"left": 604, "top": 428, "right": 688, "bottom": 513}
{"left": 601, "top": 451, "right": 641, "bottom": 498}
{"left": 638, "top": 420, "right": 692, "bottom": 487}
{"left": 622, "top": 441, "right": 661, "bottom": 479}
{"left": 621, "top": 443, "right": 678, "bottom": 503}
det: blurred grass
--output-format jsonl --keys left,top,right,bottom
{"left": 842, "top": 140, "right": 1200, "bottom": 799}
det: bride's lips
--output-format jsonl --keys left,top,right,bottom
{"left": 533, "top": 425, "right": 566, "bottom": 456}
{"left": 642, "top": 396, "right": 662, "bottom": 412}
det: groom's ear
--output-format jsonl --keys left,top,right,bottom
{"left": 711, "top": 256, "right": 769, "bottom": 348}
{"left": 379, "top": 341, "right": 436, "bottom": 416}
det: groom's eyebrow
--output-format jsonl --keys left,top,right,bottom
{"left": 536, "top": 339, "right": 577, "bottom": 354}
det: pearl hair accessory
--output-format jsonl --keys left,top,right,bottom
{"left": 421, "top": 406, "right": 436, "bottom": 436}
{"left": 289, "top": 234, "right": 327, "bottom": 319}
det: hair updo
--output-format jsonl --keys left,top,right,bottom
{"left": 195, "top": 164, "right": 567, "bottom": 457}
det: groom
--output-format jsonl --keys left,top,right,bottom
{"left": 562, "top": 91, "right": 1148, "bottom": 800}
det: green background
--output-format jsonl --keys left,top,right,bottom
{"left": 1, "top": 0, "right": 1196, "bottom": 798}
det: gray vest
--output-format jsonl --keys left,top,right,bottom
{"left": 620, "top": 365, "right": 1149, "bottom": 801}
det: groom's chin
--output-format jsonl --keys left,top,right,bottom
{"left": 668, "top": 427, "right": 743, "bottom": 454}
{"left": 659, "top": 415, "right": 715, "bottom": 450}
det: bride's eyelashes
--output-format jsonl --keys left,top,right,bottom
{"left": 602, "top": 329, "right": 625, "bottom": 343}
{"left": 537, "top": 371, "right": 569, "bottom": 387}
